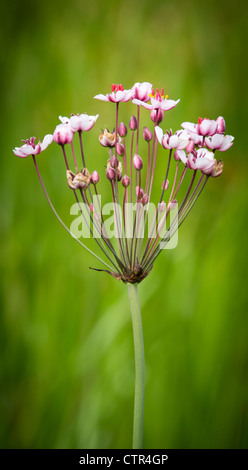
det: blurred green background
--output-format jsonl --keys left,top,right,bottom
{"left": 1, "top": 0, "right": 248, "bottom": 449}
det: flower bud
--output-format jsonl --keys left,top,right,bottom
{"left": 167, "top": 199, "right": 177, "bottom": 211}
{"left": 91, "top": 170, "right": 99, "bottom": 185}
{"left": 118, "top": 122, "right": 127, "bottom": 137}
{"left": 161, "top": 179, "right": 169, "bottom": 191}
{"left": 216, "top": 116, "right": 226, "bottom": 134}
{"left": 210, "top": 160, "right": 224, "bottom": 177}
{"left": 106, "top": 167, "right": 116, "bottom": 181}
{"left": 110, "top": 155, "right": 119, "bottom": 168}
{"left": 141, "top": 193, "right": 148, "bottom": 205}
{"left": 122, "top": 175, "right": 130, "bottom": 188}
{"left": 186, "top": 140, "right": 195, "bottom": 154}
{"left": 53, "top": 124, "right": 74, "bottom": 145}
{"left": 129, "top": 115, "right": 137, "bottom": 131}
{"left": 89, "top": 203, "right": 94, "bottom": 213}
{"left": 143, "top": 126, "right": 153, "bottom": 142}
{"left": 150, "top": 109, "right": 164, "bottom": 124}
{"left": 174, "top": 150, "right": 181, "bottom": 161}
{"left": 158, "top": 201, "right": 166, "bottom": 212}
{"left": 133, "top": 154, "right": 143, "bottom": 170}
{"left": 99, "top": 129, "right": 120, "bottom": 147}
{"left": 117, "top": 142, "right": 125, "bottom": 156}
{"left": 136, "top": 186, "right": 144, "bottom": 199}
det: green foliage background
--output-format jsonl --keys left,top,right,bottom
{"left": 1, "top": 0, "right": 247, "bottom": 449}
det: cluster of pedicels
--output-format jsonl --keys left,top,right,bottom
{"left": 13, "top": 82, "right": 234, "bottom": 283}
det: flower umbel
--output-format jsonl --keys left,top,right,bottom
{"left": 13, "top": 83, "right": 234, "bottom": 284}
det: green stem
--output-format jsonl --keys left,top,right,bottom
{"left": 127, "top": 283, "right": 145, "bottom": 449}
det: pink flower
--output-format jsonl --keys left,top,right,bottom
{"left": 175, "top": 148, "right": 217, "bottom": 174}
{"left": 53, "top": 124, "right": 74, "bottom": 145}
{"left": 94, "top": 84, "right": 133, "bottom": 103}
{"left": 133, "top": 87, "right": 180, "bottom": 111}
{"left": 188, "top": 149, "right": 216, "bottom": 174}
{"left": 180, "top": 121, "right": 203, "bottom": 145}
{"left": 216, "top": 116, "right": 225, "bottom": 134}
{"left": 197, "top": 118, "right": 218, "bottom": 136}
{"left": 59, "top": 113, "right": 99, "bottom": 132}
{"left": 205, "top": 134, "right": 234, "bottom": 152}
{"left": 13, "top": 135, "right": 53, "bottom": 158}
{"left": 155, "top": 126, "right": 190, "bottom": 150}
{"left": 182, "top": 118, "right": 217, "bottom": 137}
{"left": 132, "top": 82, "right": 153, "bottom": 102}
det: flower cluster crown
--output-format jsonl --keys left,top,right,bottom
{"left": 13, "top": 82, "right": 234, "bottom": 283}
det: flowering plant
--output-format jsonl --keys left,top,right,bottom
{"left": 13, "top": 82, "right": 234, "bottom": 448}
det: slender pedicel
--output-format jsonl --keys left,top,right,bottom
{"left": 32, "top": 156, "right": 115, "bottom": 272}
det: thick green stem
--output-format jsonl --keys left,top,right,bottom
{"left": 127, "top": 283, "right": 145, "bottom": 449}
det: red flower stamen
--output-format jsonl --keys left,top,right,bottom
{"left": 149, "top": 87, "right": 168, "bottom": 102}
{"left": 111, "top": 84, "right": 124, "bottom": 93}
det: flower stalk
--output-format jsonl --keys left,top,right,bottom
{"left": 127, "top": 283, "right": 145, "bottom": 449}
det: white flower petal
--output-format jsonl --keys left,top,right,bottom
{"left": 155, "top": 126, "right": 163, "bottom": 144}
{"left": 181, "top": 122, "right": 197, "bottom": 133}
{"left": 40, "top": 134, "right": 54, "bottom": 150}
{"left": 94, "top": 94, "right": 108, "bottom": 101}
{"left": 59, "top": 115, "right": 70, "bottom": 124}
{"left": 13, "top": 148, "right": 28, "bottom": 157}
{"left": 176, "top": 150, "right": 188, "bottom": 164}
{"left": 161, "top": 99, "right": 180, "bottom": 111}
{"left": 133, "top": 98, "right": 153, "bottom": 109}
{"left": 218, "top": 135, "right": 234, "bottom": 152}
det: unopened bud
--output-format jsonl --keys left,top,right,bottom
{"left": 158, "top": 201, "right": 166, "bottom": 212}
{"left": 150, "top": 109, "right": 164, "bottom": 124}
{"left": 141, "top": 193, "right": 148, "bottom": 205}
{"left": 136, "top": 186, "right": 144, "bottom": 199}
{"left": 133, "top": 154, "right": 143, "bottom": 170}
{"left": 117, "top": 142, "right": 125, "bottom": 156}
{"left": 106, "top": 167, "right": 116, "bottom": 181}
{"left": 210, "top": 160, "right": 224, "bottom": 177}
{"left": 89, "top": 203, "right": 94, "bottom": 213}
{"left": 118, "top": 122, "right": 127, "bottom": 137}
{"left": 186, "top": 140, "right": 195, "bottom": 154}
{"left": 110, "top": 155, "right": 119, "bottom": 168}
{"left": 122, "top": 175, "right": 130, "bottom": 188}
{"left": 143, "top": 126, "right": 153, "bottom": 142}
{"left": 129, "top": 115, "right": 137, "bottom": 131}
{"left": 167, "top": 199, "right": 177, "bottom": 211}
{"left": 161, "top": 179, "right": 169, "bottom": 191}
{"left": 216, "top": 116, "right": 226, "bottom": 134}
{"left": 54, "top": 124, "right": 74, "bottom": 145}
{"left": 174, "top": 150, "right": 181, "bottom": 161}
{"left": 90, "top": 170, "right": 99, "bottom": 185}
